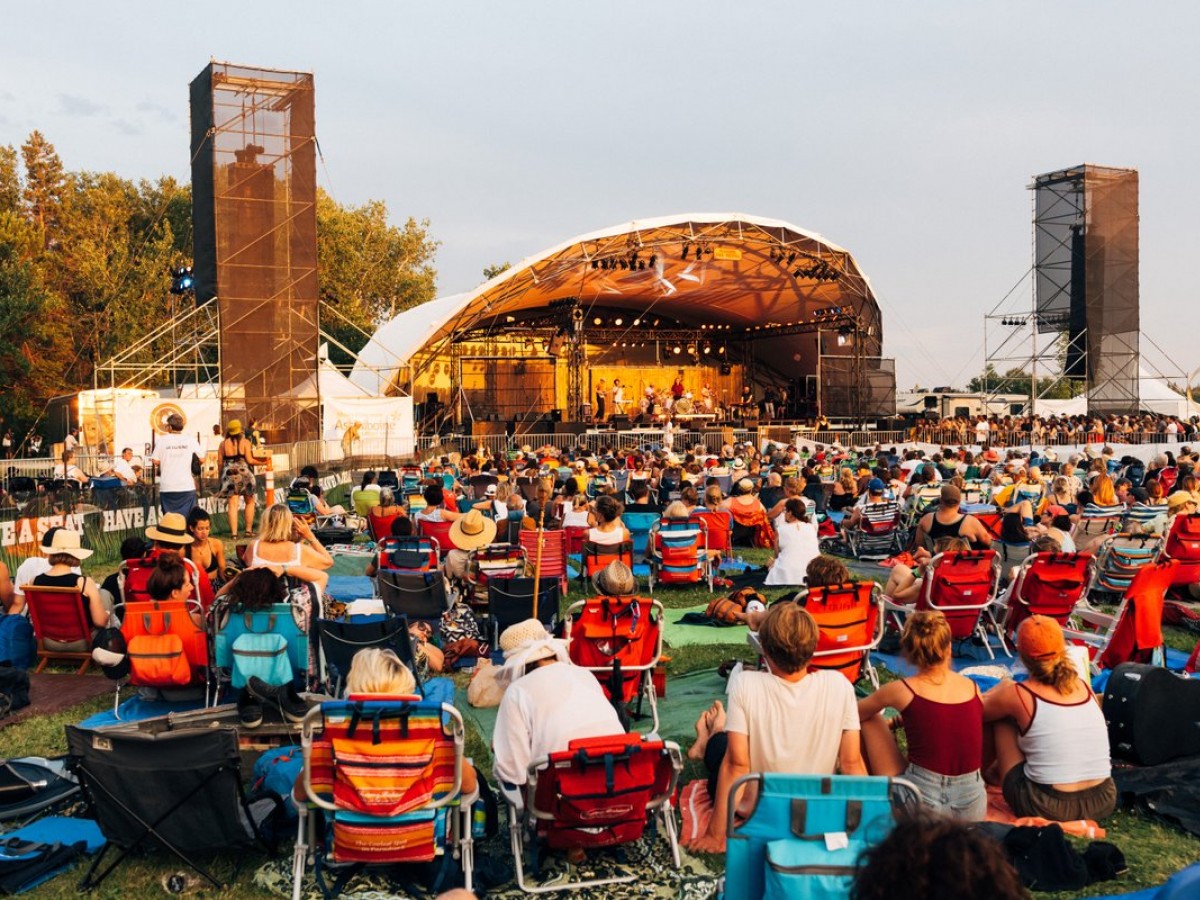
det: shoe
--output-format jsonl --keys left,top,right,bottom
{"left": 237, "top": 690, "right": 263, "bottom": 729}
{"left": 247, "top": 676, "right": 310, "bottom": 724}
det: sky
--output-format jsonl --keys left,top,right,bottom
{"left": 2, "top": 1, "right": 1197, "bottom": 392}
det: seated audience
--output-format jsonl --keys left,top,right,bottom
{"left": 913, "top": 484, "right": 992, "bottom": 551}
{"left": 184, "top": 507, "right": 227, "bottom": 588}
{"left": 857, "top": 611, "right": 985, "bottom": 820}
{"left": 23, "top": 529, "right": 108, "bottom": 630}
{"left": 763, "top": 498, "right": 819, "bottom": 587}
{"left": 982, "top": 615, "right": 1117, "bottom": 822}
{"left": 587, "top": 494, "right": 629, "bottom": 545}
{"left": 243, "top": 504, "right": 333, "bottom": 594}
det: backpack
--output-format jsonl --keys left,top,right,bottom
{"left": 0, "top": 616, "right": 35, "bottom": 670}
{"left": 0, "top": 668, "right": 30, "bottom": 719}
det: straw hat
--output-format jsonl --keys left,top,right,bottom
{"left": 145, "top": 512, "right": 194, "bottom": 545}
{"left": 1168, "top": 491, "right": 1195, "bottom": 512}
{"left": 592, "top": 560, "right": 637, "bottom": 596}
{"left": 448, "top": 509, "right": 497, "bottom": 551}
{"left": 499, "top": 618, "right": 557, "bottom": 664}
{"left": 226, "top": 419, "right": 243, "bottom": 435}
{"left": 47, "top": 529, "right": 93, "bottom": 561}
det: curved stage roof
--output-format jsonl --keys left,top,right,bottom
{"left": 351, "top": 212, "right": 884, "bottom": 395}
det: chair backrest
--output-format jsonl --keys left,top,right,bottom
{"left": 302, "top": 698, "right": 465, "bottom": 864}
{"left": 353, "top": 490, "right": 378, "bottom": 518}
{"left": 1097, "top": 559, "right": 1177, "bottom": 670}
{"left": 519, "top": 529, "right": 568, "bottom": 582}
{"left": 377, "top": 536, "right": 439, "bottom": 573}
{"left": 804, "top": 582, "right": 883, "bottom": 683}
{"left": 487, "top": 577, "right": 561, "bottom": 635}
{"left": 315, "top": 616, "right": 420, "bottom": 697}
{"left": 581, "top": 540, "right": 634, "bottom": 578}
{"left": 415, "top": 517, "right": 455, "bottom": 556}
{"left": 1164, "top": 512, "right": 1200, "bottom": 561}
{"left": 910, "top": 486, "right": 942, "bottom": 516}
{"left": 860, "top": 501, "right": 900, "bottom": 532}
{"left": 563, "top": 524, "right": 590, "bottom": 556}
{"left": 691, "top": 509, "right": 732, "bottom": 555}
{"left": 119, "top": 555, "right": 160, "bottom": 605}
{"left": 919, "top": 550, "right": 999, "bottom": 640}
{"left": 287, "top": 489, "right": 317, "bottom": 517}
{"left": 377, "top": 571, "right": 449, "bottom": 623}
{"left": 1007, "top": 552, "right": 1095, "bottom": 637}
{"left": 623, "top": 512, "right": 660, "bottom": 561}
{"left": 367, "top": 511, "right": 402, "bottom": 542}
{"left": 119, "top": 598, "right": 208, "bottom": 688}
{"left": 22, "top": 584, "right": 92, "bottom": 645}
{"left": 529, "top": 733, "right": 678, "bottom": 851}
{"left": 567, "top": 596, "right": 662, "bottom": 702}
{"left": 66, "top": 724, "right": 259, "bottom": 856}
{"left": 724, "top": 773, "right": 914, "bottom": 900}
{"left": 212, "top": 601, "right": 309, "bottom": 688}
{"left": 653, "top": 517, "right": 708, "bottom": 578}
{"left": 470, "top": 543, "right": 527, "bottom": 582}
{"left": 1095, "top": 534, "right": 1162, "bottom": 593}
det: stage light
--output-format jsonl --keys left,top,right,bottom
{"left": 648, "top": 254, "right": 657, "bottom": 267}
{"left": 633, "top": 318, "right": 641, "bottom": 326}
{"left": 614, "top": 317, "right": 624, "bottom": 326}
{"left": 718, "top": 346, "right": 726, "bottom": 355}
{"left": 505, "top": 315, "right": 516, "bottom": 323}
{"left": 594, "top": 317, "right": 603, "bottom": 326}
{"left": 169, "top": 265, "right": 194, "bottom": 295}
{"left": 653, "top": 318, "right": 661, "bottom": 327}
{"left": 703, "top": 344, "right": 711, "bottom": 354}
{"left": 673, "top": 345, "right": 682, "bottom": 355}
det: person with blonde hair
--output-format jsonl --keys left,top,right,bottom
{"left": 685, "top": 602, "right": 865, "bottom": 853}
{"left": 857, "top": 611, "right": 986, "bottom": 820}
{"left": 982, "top": 615, "right": 1116, "bottom": 822}
{"left": 243, "top": 503, "right": 333, "bottom": 592}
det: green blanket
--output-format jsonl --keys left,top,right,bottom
{"left": 663, "top": 603, "right": 753, "bottom": 647}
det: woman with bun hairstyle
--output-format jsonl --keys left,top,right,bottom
{"left": 857, "top": 611, "right": 986, "bottom": 820}
{"left": 982, "top": 615, "right": 1116, "bottom": 822}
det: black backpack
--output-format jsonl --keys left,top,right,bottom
{"left": 0, "top": 668, "right": 30, "bottom": 720}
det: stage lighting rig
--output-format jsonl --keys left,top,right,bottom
{"left": 169, "top": 265, "right": 194, "bottom": 295}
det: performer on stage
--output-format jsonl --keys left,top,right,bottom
{"left": 612, "top": 379, "right": 626, "bottom": 416}
{"left": 701, "top": 383, "right": 714, "bottom": 413}
{"left": 639, "top": 386, "right": 655, "bottom": 422}
{"left": 595, "top": 378, "right": 607, "bottom": 422}
{"left": 740, "top": 384, "right": 754, "bottom": 420}
{"left": 670, "top": 370, "right": 686, "bottom": 409}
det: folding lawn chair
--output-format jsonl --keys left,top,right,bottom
{"left": 314, "top": 614, "right": 422, "bottom": 698}
{"left": 210, "top": 597, "right": 310, "bottom": 703}
{"left": 721, "top": 774, "right": 920, "bottom": 900}
{"left": 501, "top": 732, "right": 682, "bottom": 894}
{"left": 1160, "top": 511, "right": 1200, "bottom": 587}
{"left": 886, "top": 550, "right": 1004, "bottom": 657}
{"left": 578, "top": 540, "right": 635, "bottom": 586}
{"left": 294, "top": 697, "right": 473, "bottom": 899}
{"left": 376, "top": 535, "right": 440, "bottom": 574}
{"left": 469, "top": 543, "right": 528, "bottom": 588}
{"left": 1093, "top": 533, "right": 1162, "bottom": 597}
{"left": 845, "top": 501, "right": 903, "bottom": 561}
{"left": 806, "top": 582, "right": 885, "bottom": 687}
{"left": 114, "top": 596, "right": 209, "bottom": 714}
{"left": 66, "top": 724, "right": 282, "bottom": 891}
{"left": 995, "top": 551, "right": 1097, "bottom": 644}
{"left": 1074, "top": 558, "right": 1177, "bottom": 670}
{"left": 416, "top": 518, "right": 455, "bottom": 558}
{"left": 565, "top": 595, "right": 664, "bottom": 731}
{"left": 647, "top": 516, "right": 712, "bottom": 591}
{"left": 622, "top": 511, "right": 660, "bottom": 564}
{"left": 692, "top": 509, "right": 733, "bottom": 566}
{"left": 519, "top": 528, "right": 569, "bottom": 595}
{"left": 21, "top": 584, "right": 94, "bottom": 674}
{"left": 485, "top": 577, "right": 561, "bottom": 647}
{"left": 376, "top": 571, "right": 449, "bottom": 629}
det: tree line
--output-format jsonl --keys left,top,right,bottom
{"left": 0, "top": 131, "right": 439, "bottom": 440}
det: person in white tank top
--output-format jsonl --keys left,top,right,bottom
{"left": 982, "top": 615, "right": 1116, "bottom": 823}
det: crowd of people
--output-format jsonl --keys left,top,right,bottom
{"left": 912, "top": 411, "right": 1200, "bottom": 445}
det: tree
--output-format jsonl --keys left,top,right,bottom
{"left": 966, "top": 365, "right": 1085, "bottom": 400}
{"left": 20, "top": 131, "right": 65, "bottom": 245}
{"left": 482, "top": 261, "right": 510, "bottom": 282}
{"left": 316, "top": 189, "right": 438, "bottom": 368}
{"left": 0, "top": 145, "right": 18, "bottom": 213}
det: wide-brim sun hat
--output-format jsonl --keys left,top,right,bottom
{"left": 47, "top": 529, "right": 93, "bottom": 561}
{"left": 592, "top": 560, "right": 637, "bottom": 596}
{"left": 499, "top": 618, "right": 558, "bottom": 665}
{"left": 448, "top": 509, "right": 497, "bottom": 551}
{"left": 145, "top": 512, "right": 194, "bottom": 545}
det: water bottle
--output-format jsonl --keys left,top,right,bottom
{"left": 736, "top": 553, "right": 744, "bottom": 569}
{"left": 472, "top": 801, "right": 487, "bottom": 839}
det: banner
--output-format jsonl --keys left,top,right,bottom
{"left": 113, "top": 397, "right": 222, "bottom": 456}
{"left": 322, "top": 396, "right": 414, "bottom": 459}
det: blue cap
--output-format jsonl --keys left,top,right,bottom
{"left": 868, "top": 477, "right": 886, "bottom": 493}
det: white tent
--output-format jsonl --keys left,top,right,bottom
{"left": 287, "top": 359, "right": 375, "bottom": 401}
{"left": 1035, "top": 367, "right": 1200, "bottom": 418}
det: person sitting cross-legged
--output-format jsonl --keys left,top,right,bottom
{"left": 684, "top": 601, "right": 866, "bottom": 853}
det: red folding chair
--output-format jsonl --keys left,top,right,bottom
{"left": 502, "top": 732, "right": 682, "bottom": 893}
{"left": 647, "top": 516, "right": 711, "bottom": 591}
{"left": 579, "top": 540, "right": 634, "bottom": 585}
{"left": 563, "top": 524, "right": 590, "bottom": 558}
{"left": 806, "top": 582, "right": 885, "bottom": 687}
{"left": 566, "top": 595, "right": 664, "bottom": 732}
{"left": 1075, "top": 559, "right": 1177, "bottom": 670}
{"left": 519, "top": 528, "right": 569, "bottom": 595}
{"left": 470, "top": 543, "right": 528, "bottom": 588}
{"left": 1161, "top": 512, "right": 1200, "bottom": 587}
{"left": 692, "top": 510, "right": 732, "bottom": 564}
{"left": 21, "top": 584, "right": 94, "bottom": 674}
{"left": 416, "top": 518, "right": 455, "bottom": 558}
{"left": 999, "top": 552, "right": 1097, "bottom": 644}
{"left": 116, "top": 598, "right": 209, "bottom": 714}
{"left": 367, "top": 511, "right": 403, "bottom": 542}
{"left": 904, "top": 550, "right": 1005, "bottom": 657}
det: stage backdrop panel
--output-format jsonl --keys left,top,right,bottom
{"left": 323, "top": 396, "right": 414, "bottom": 459}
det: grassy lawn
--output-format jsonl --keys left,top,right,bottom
{"left": 9, "top": 545, "right": 1199, "bottom": 897}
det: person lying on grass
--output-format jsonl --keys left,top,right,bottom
{"left": 685, "top": 601, "right": 866, "bottom": 854}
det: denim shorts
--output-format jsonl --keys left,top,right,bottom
{"left": 905, "top": 762, "right": 987, "bottom": 822}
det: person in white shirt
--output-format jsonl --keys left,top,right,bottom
{"left": 685, "top": 601, "right": 865, "bottom": 853}
{"left": 492, "top": 615, "right": 623, "bottom": 790}
{"left": 109, "top": 447, "right": 138, "bottom": 485}
{"left": 151, "top": 413, "right": 201, "bottom": 517}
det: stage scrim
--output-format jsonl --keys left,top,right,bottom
{"left": 190, "top": 62, "right": 319, "bottom": 441}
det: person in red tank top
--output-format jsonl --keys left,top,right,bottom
{"left": 857, "top": 610, "right": 986, "bottom": 820}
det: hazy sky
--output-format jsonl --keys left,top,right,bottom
{"left": 2, "top": 1, "right": 1196, "bottom": 390}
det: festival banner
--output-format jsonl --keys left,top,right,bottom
{"left": 112, "top": 397, "right": 222, "bottom": 456}
{"left": 322, "top": 396, "right": 415, "bottom": 458}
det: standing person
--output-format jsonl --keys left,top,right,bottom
{"left": 611, "top": 379, "right": 626, "bottom": 417}
{"left": 63, "top": 427, "right": 80, "bottom": 455}
{"left": 595, "top": 378, "right": 607, "bottom": 422}
{"left": 1, "top": 429, "right": 12, "bottom": 459}
{"left": 857, "top": 611, "right": 986, "bottom": 820}
{"left": 662, "top": 417, "right": 675, "bottom": 452}
{"left": 150, "top": 414, "right": 201, "bottom": 517}
{"left": 216, "top": 420, "right": 269, "bottom": 540}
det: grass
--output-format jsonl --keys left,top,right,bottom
{"left": 9, "top": 545, "right": 1200, "bottom": 897}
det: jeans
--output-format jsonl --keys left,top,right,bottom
{"left": 905, "top": 762, "right": 987, "bottom": 821}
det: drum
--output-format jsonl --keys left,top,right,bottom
{"left": 675, "top": 398, "right": 694, "bottom": 415}
{"left": 652, "top": 404, "right": 663, "bottom": 416}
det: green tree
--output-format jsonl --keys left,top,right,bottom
{"left": 316, "top": 189, "right": 438, "bottom": 368}
{"left": 0, "top": 145, "right": 18, "bottom": 213}
{"left": 20, "top": 131, "right": 65, "bottom": 244}
{"left": 482, "top": 261, "right": 510, "bottom": 281}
